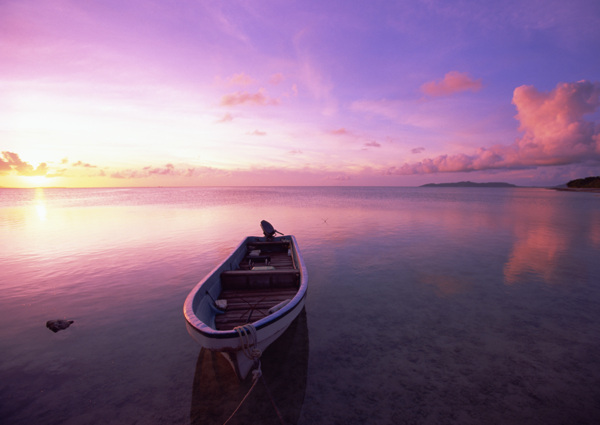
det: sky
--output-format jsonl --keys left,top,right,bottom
{"left": 1, "top": 0, "right": 600, "bottom": 188}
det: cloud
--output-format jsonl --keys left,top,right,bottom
{"left": 248, "top": 130, "right": 266, "bottom": 136}
{"left": 110, "top": 163, "right": 226, "bottom": 179}
{"left": 111, "top": 170, "right": 144, "bottom": 179}
{"left": 228, "top": 73, "right": 255, "bottom": 86}
{"left": 270, "top": 73, "right": 284, "bottom": 85}
{"left": 1, "top": 151, "right": 49, "bottom": 176}
{"left": 46, "top": 169, "right": 68, "bottom": 178}
{"left": 72, "top": 160, "right": 97, "bottom": 168}
{"left": 216, "top": 113, "right": 234, "bottom": 123}
{"left": 364, "top": 141, "right": 381, "bottom": 148}
{"left": 329, "top": 128, "right": 350, "bottom": 135}
{"left": 327, "top": 174, "right": 351, "bottom": 181}
{"left": 388, "top": 80, "right": 600, "bottom": 175}
{"left": 421, "top": 71, "right": 483, "bottom": 97}
{"left": 350, "top": 99, "right": 401, "bottom": 120}
{"left": 111, "top": 164, "right": 177, "bottom": 179}
{"left": 220, "top": 88, "right": 279, "bottom": 106}
{"left": 294, "top": 45, "right": 337, "bottom": 114}
{"left": 512, "top": 80, "right": 600, "bottom": 163}
{"left": 411, "top": 147, "right": 425, "bottom": 154}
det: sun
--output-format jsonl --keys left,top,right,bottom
{"left": 24, "top": 175, "right": 51, "bottom": 188}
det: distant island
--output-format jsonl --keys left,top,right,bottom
{"left": 566, "top": 176, "right": 600, "bottom": 189}
{"left": 553, "top": 176, "right": 600, "bottom": 192}
{"left": 420, "top": 181, "right": 517, "bottom": 188}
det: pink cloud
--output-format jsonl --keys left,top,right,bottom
{"left": 216, "top": 113, "right": 234, "bottom": 123}
{"left": 144, "top": 163, "right": 177, "bottom": 175}
{"left": 228, "top": 73, "right": 255, "bottom": 86}
{"left": 248, "top": 130, "right": 266, "bottom": 136}
{"left": 388, "top": 80, "right": 600, "bottom": 175}
{"left": 110, "top": 163, "right": 227, "bottom": 179}
{"left": 421, "top": 71, "right": 483, "bottom": 97}
{"left": 270, "top": 73, "right": 284, "bottom": 85}
{"left": 220, "top": 88, "right": 279, "bottom": 106}
{"left": 112, "top": 165, "right": 176, "bottom": 179}
{"left": 111, "top": 170, "right": 144, "bottom": 179}
{"left": 512, "top": 80, "right": 600, "bottom": 162}
{"left": 329, "top": 128, "right": 349, "bottom": 135}
{"left": 1, "top": 151, "right": 48, "bottom": 176}
{"left": 411, "top": 147, "right": 425, "bottom": 154}
{"left": 364, "top": 141, "right": 381, "bottom": 148}
{"left": 328, "top": 174, "right": 351, "bottom": 181}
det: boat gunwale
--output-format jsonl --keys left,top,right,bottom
{"left": 183, "top": 234, "right": 308, "bottom": 340}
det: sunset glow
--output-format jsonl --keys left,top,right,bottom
{"left": 2, "top": 0, "right": 599, "bottom": 188}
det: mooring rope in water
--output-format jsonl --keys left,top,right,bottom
{"left": 221, "top": 325, "right": 286, "bottom": 425}
{"left": 260, "top": 373, "right": 286, "bottom": 425}
{"left": 222, "top": 367, "right": 261, "bottom": 425}
{"left": 222, "top": 362, "right": 287, "bottom": 425}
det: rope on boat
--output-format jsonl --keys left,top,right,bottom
{"left": 234, "top": 324, "right": 262, "bottom": 361}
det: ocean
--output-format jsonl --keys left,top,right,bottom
{"left": 1, "top": 186, "right": 599, "bottom": 424}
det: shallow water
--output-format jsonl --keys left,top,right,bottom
{"left": 1, "top": 187, "right": 599, "bottom": 424}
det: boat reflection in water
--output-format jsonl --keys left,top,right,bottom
{"left": 190, "top": 309, "right": 309, "bottom": 425}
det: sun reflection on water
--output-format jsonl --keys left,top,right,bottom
{"left": 34, "top": 188, "right": 48, "bottom": 221}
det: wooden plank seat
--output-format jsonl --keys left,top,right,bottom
{"left": 220, "top": 269, "right": 300, "bottom": 290}
{"left": 215, "top": 287, "right": 298, "bottom": 330}
{"left": 214, "top": 239, "right": 299, "bottom": 330}
{"left": 248, "top": 255, "right": 271, "bottom": 262}
{"left": 247, "top": 256, "right": 271, "bottom": 269}
{"left": 247, "top": 241, "right": 291, "bottom": 248}
{"left": 239, "top": 251, "right": 294, "bottom": 270}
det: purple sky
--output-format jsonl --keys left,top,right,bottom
{"left": 2, "top": 0, "right": 600, "bottom": 187}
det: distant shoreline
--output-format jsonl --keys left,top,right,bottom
{"left": 0, "top": 184, "right": 598, "bottom": 191}
{"left": 552, "top": 187, "right": 600, "bottom": 193}
{"left": 420, "top": 181, "right": 517, "bottom": 188}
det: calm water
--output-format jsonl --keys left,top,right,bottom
{"left": 1, "top": 187, "right": 599, "bottom": 425}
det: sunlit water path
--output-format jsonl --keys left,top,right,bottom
{"left": 1, "top": 187, "right": 599, "bottom": 424}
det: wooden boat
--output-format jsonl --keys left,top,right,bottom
{"left": 183, "top": 221, "right": 308, "bottom": 380}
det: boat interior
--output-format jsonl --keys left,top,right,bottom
{"left": 215, "top": 240, "right": 300, "bottom": 330}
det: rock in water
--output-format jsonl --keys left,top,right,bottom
{"left": 46, "top": 320, "right": 74, "bottom": 333}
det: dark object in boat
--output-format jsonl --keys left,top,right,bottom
{"left": 46, "top": 319, "right": 74, "bottom": 333}
{"left": 260, "top": 220, "right": 282, "bottom": 240}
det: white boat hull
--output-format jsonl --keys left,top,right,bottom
{"left": 184, "top": 235, "right": 308, "bottom": 380}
